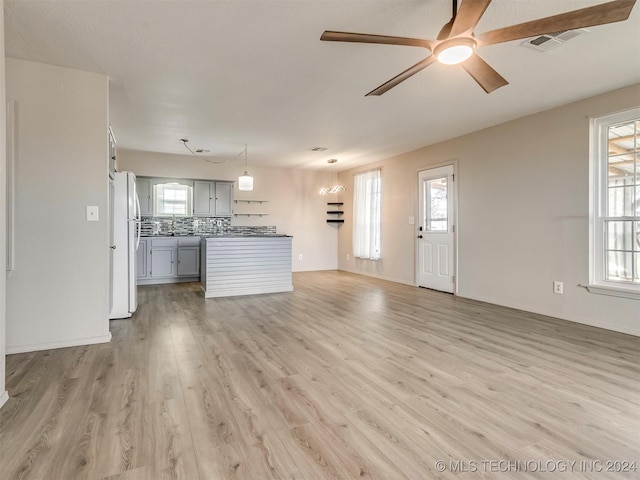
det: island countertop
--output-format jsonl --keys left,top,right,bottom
{"left": 200, "top": 236, "right": 293, "bottom": 298}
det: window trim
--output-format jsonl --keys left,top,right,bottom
{"left": 588, "top": 107, "right": 640, "bottom": 300}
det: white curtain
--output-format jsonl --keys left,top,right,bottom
{"left": 353, "top": 169, "right": 381, "bottom": 260}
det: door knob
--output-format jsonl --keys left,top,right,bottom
{"left": 110, "top": 245, "right": 116, "bottom": 249}
{"left": 417, "top": 235, "right": 423, "bottom": 239}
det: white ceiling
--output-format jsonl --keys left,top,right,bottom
{"left": 5, "top": 0, "right": 640, "bottom": 170}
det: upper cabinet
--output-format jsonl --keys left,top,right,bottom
{"left": 215, "top": 182, "right": 234, "bottom": 216}
{"left": 193, "top": 181, "right": 234, "bottom": 217}
{"left": 193, "top": 181, "right": 215, "bottom": 216}
{"left": 136, "top": 178, "right": 152, "bottom": 216}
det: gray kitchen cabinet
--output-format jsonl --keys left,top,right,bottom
{"left": 215, "top": 182, "right": 234, "bottom": 216}
{"left": 138, "top": 236, "right": 200, "bottom": 285}
{"left": 194, "top": 181, "right": 234, "bottom": 217}
{"left": 136, "top": 177, "right": 152, "bottom": 216}
{"left": 150, "top": 237, "right": 177, "bottom": 278}
{"left": 150, "top": 247, "right": 176, "bottom": 278}
{"left": 178, "top": 247, "right": 200, "bottom": 276}
{"left": 178, "top": 237, "right": 200, "bottom": 276}
{"left": 137, "top": 238, "right": 150, "bottom": 279}
{"left": 193, "top": 181, "right": 214, "bottom": 216}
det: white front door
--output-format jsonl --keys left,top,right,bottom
{"left": 417, "top": 165, "right": 455, "bottom": 293}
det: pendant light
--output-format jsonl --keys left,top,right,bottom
{"left": 238, "top": 144, "right": 254, "bottom": 191}
{"left": 320, "top": 159, "right": 345, "bottom": 194}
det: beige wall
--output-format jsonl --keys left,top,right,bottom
{"left": 6, "top": 58, "right": 111, "bottom": 353}
{"left": 0, "top": 0, "right": 8, "bottom": 407}
{"left": 338, "top": 84, "right": 640, "bottom": 336}
{"left": 117, "top": 149, "right": 339, "bottom": 272}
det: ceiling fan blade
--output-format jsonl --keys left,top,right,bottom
{"left": 461, "top": 53, "right": 508, "bottom": 93}
{"left": 365, "top": 56, "right": 437, "bottom": 96}
{"left": 321, "top": 31, "right": 433, "bottom": 50}
{"left": 449, "top": 0, "right": 493, "bottom": 37}
{"left": 476, "top": 0, "right": 637, "bottom": 46}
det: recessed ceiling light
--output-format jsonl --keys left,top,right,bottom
{"left": 327, "top": 158, "right": 338, "bottom": 164}
{"left": 311, "top": 146, "right": 328, "bottom": 152}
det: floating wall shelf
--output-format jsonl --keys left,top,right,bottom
{"left": 326, "top": 202, "right": 344, "bottom": 224}
{"left": 234, "top": 199, "right": 269, "bottom": 218}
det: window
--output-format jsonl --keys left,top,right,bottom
{"left": 424, "top": 176, "right": 448, "bottom": 232}
{"left": 589, "top": 108, "right": 640, "bottom": 299}
{"left": 353, "top": 169, "right": 381, "bottom": 260}
{"left": 153, "top": 183, "right": 193, "bottom": 216}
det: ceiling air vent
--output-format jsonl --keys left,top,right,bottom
{"left": 521, "top": 28, "right": 588, "bottom": 52}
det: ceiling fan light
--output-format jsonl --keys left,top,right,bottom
{"left": 434, "top": 38, "right": 476, "bottom": 65}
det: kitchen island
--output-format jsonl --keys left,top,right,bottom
{"left": 201, "top": 235, "right": 293, "bottom": 298}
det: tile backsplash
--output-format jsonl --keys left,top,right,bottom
{"left": 141, "top": 216, "right": 276, "bottom": 236}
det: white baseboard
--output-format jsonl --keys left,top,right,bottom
{"left": 6, "top": 332, "right": 112, "bottom": 355}
{"left": 337, "top": 267, "right": 414, "bottom": 288}
{"left": 0, "top": 390, "right": 9, "bottom": 410}
{"left": 336, "top": 269, "right": 638, "bottom": 337}
{"left": 459, "top": 293, "right": 640, "bottom": 337}
{"left": 204, "top": 284, "right": 293, "bottom": 298}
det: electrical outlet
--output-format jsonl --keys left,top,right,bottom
{"left": 553, "top": 281, "right": 563, "bottom": 295}
{"left": 298, "top": 254, "right": 303, "bottom": 261}
{"left": 216, "top": 219, "right": 222, "bottom": 227}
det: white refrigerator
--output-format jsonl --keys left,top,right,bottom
{"left": 110, "top": 171, "right": 140, "bottom": 319}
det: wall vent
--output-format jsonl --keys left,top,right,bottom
{"left": 521, "top": 28, "right": 588, "bottom": 52}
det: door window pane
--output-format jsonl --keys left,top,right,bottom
{"left": 424, "top": 176, "right": 448, "bottom": 231}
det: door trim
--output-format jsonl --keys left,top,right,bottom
{"left": 415, "top": 161, "right": 458, "bottom": 293}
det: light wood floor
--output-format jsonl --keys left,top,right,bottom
{"left": 1, "top": 271, "right": 638, "bottom": 480}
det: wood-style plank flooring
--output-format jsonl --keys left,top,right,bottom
{"left": 1, "top": 271, "right": 638, "bottom": 479}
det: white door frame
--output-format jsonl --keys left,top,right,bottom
{"left": 415, "top": 162, "right": 458, "bottom": 293}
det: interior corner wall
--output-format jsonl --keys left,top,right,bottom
{"left": 116, "top": 149, "right": 339, "bottom": 272}
{"left": 338, "top": 84, "right": 640, "bottom": 336}
{"left": 5, "top": 58, "right": 111, "bottom": 354}
{"left": 0, "top": 0, "right": 9, "bottom": 408}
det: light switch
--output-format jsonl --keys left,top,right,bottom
{"left": 87, "top": 206, "right": 99, "bottom": 221}
{"left": 408, "top": 216, "right": 415, "bottom": 225}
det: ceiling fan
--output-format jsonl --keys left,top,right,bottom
{"left": 320, "top": 0, "right": 637, "bottom": 95}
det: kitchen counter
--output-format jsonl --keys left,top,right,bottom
{"left": 201, "top": 236, "right": 293, "bottom": 298}
{"left": 200, "top": 234, "right": 291, "bottom": 238}
{"left": 142, "top": 234, "right": 291, "bottom": 238}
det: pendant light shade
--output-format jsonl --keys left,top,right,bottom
{"left": 238, "top": 171, "right": 254, "bottom": 191}
{"left": 238, "top": 144, "right": 254, "bottom": 191}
